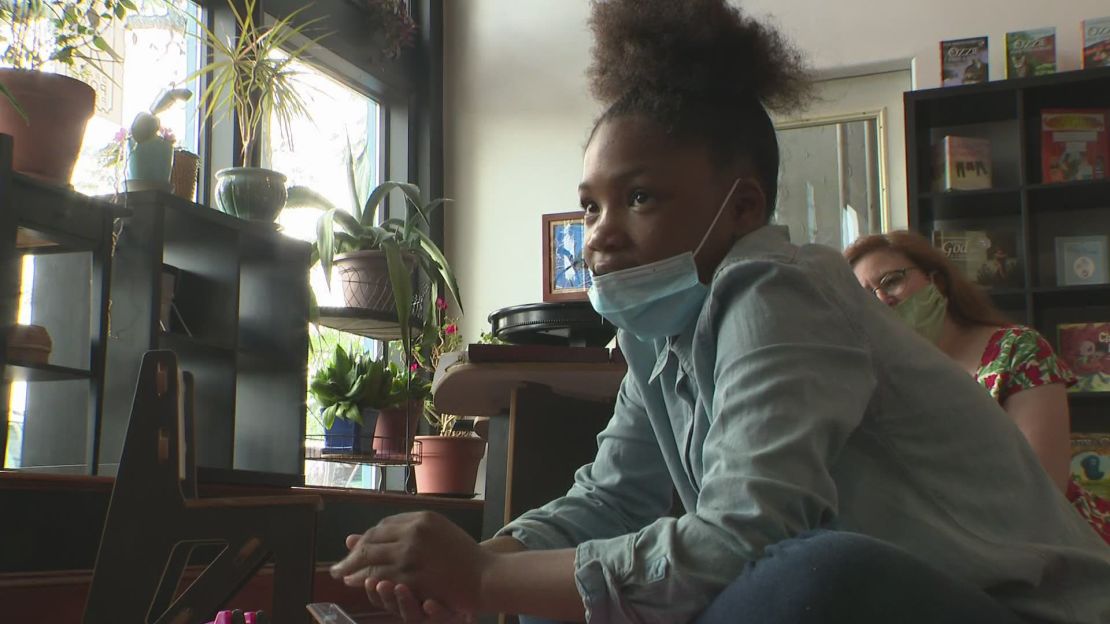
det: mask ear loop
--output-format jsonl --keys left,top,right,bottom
{"left": 693, "top": 178, "right": 743, "bottom": 259}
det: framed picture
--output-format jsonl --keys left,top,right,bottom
{"left": 541, "top": 211, "right": 591, "bottom": 302}
{"left": 1055, "top": 235, "right": 1109, "bottom": 286}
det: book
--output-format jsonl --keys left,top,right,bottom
{"left": 1041, "top": 109, "right": 1110, "bottom": 183}
{"left": 1057, "top": 322, "right": 1110, "bottom": 393}
{"left": 1055, "top": 235, "right": 1109, "bottom": 286}
{"left": 1071, "top": 433, "right": 1110, "bottom": 500}
{"left": 941, "top": 36, "right": 989, "bottom": 86}
{"left": 1082, "top": 16, "right": 1110, "bottom": 69}
{"left": 933, "top": 136, "right": 992, "bottom": 191}
{"left": 932, "top": 230, "right": 1022, "bottom": 289}
{"left": 1005, "top": 27, "right": 1056, "bottom": 78}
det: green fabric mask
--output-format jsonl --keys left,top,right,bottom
{"left": 893, "top": 283, "right": 947, "bottom": 343}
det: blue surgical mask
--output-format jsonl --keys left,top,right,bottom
{"left": 587, "top": 179, "right": 741, "bottom": 340}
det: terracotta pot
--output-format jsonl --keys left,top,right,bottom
{"left": 5, "top": 324, "right": 52, "bottom": 365}
{"left": 372, "top": 402, "right": 422, "bottom": 458}
{"left": 413, "top": 435, "right": 486, "bottom": 495}
{"left": 0, "top": 69, "right": 96, "bottom": 186}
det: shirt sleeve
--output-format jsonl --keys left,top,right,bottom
{"left": 495, "top": 370, "right": 676, "bottom": 552}
{"left": 573, "top": 258, "right": 878, "bottom": 624}
{"left": 996, "top": 328, "right": 1078, "bottom": 401}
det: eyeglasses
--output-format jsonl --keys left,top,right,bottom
{"left": 869, "top": 267, "right": 919, "bottom": 299}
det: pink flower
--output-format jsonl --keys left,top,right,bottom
{"left": 409, "top": 362, "right": 419, "bottom": 372}
{"left": 435, "top": 297, "right": 447, "bottom": 310}
{"left": 113, "top": 127, "right": 127, "bottom": 143}
{"left": 444, "top": 324, "right": 457, "bottom": 335}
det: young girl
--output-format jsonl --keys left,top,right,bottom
{"left": 846, "top": 229, "right": 1110, "bottom": 545}
{"left": 330, "top": 2, "right": 1110, "bottom": 622}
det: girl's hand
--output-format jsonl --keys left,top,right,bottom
{"left": 330, "top": 511, "right": 489, "bottom": 617}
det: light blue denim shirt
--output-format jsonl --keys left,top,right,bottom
{"left": 497, "top": 225, "right": 1110, "bottom": 624}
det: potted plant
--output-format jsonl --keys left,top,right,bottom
{"left": 0, "top": 0, "right": 133, "bottom": 186}
{"left": 411, "top": 303, "right": 486, "bottom": 496}
{"left": 360, "top": 0, "right": 418, "bottom": 64}
{"left": 372, "top": 360, "right": 429, "bottom": 459}
{"left": 291, "top": 175, "right": 463, "bottom": 361}
{"left": 185, "top": 0, "right": 325, "bottom": 221}
{"left": 308, "top": 343, "right": 390, "bottom": 455}
{"left": 125, "top": 87, "right": 193, "bottom": 191}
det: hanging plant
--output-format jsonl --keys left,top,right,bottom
{"left": 362, "top": 0, "right": 417, "bottom": 62}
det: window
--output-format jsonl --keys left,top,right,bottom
{"left": 72, "top": 0, "right": 204, "bottom": 197}
{"left": 262, "top": 55, "right": 385, "bottom": 488}
{"left": 268, "top": 55, "right": 382, "bottom": 308}
{"left": 775, "top": 113, "right": 887, "bottom": 250}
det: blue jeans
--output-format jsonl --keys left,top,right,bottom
{"left": 518, "top": 531, "right": 1025, "bottom": 624}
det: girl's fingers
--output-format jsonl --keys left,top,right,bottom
{"left": 363, "top": 576, "right": 385, "bottom": 610}
{"left": 394, "top": 584, "right": 425, "bottom": 622}
{"left": 376, "top": 579, "right": 400, "bottom": 616}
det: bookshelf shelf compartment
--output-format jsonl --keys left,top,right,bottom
{"left": 1027, "top": 180, "right": 1110, "bottom": 212}
{"left": 1032, "top": 285, "right": 1110, "bottom": 308}
{"left": 920, "top": 189, "right": 1022, "bottom": 223}
{"left": 3, "top": 361, "right": 93, "bottom": 382}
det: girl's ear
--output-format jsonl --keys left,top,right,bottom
{"left": 731, "top": 178, "right": 768, "bottom": 235}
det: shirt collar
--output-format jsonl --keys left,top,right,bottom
{"left": 641, "top": 224, "right": 794, "bottom": 384}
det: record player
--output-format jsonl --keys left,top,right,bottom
{"left": 487, "top": 301, "right": 616, "bottom": 347}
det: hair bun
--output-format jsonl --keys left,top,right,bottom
{"left": 588, "top": 0, "right": 809, "bottom": 112}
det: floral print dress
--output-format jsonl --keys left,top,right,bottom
{"left": 975, "top": 326, "right": 1110, "bottom": 545}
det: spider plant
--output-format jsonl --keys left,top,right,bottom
{"left": 287, "top": 168, "right": 463, "bottom": 366}
{"left": 184, "top": 0, "right": 327, "bottom": 167}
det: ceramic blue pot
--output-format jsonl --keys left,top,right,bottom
{"left": 322, "top": 408, "right": 378, "bottom": 454}
{"left": 125, "top": 138, "right": 174, "bottom": 191}
{"left": 213, "top": 167, "right": 288, "bottom": 222}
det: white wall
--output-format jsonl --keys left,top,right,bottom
{"left": 443, "top": 0, "right": 1109, "bottom": 339}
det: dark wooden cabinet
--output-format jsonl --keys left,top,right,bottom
{"left": 102, "top": 191, "right": 312, "bottom": 484}
{"left": 906, "top": 67, "right": 1110, "bottom": 433}
{"left": 0, "top": 135, "right": 117, "bottom": 473}
{"left": 0, "top": 132, "right": 312, "bottom": 484}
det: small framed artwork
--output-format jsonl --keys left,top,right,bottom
{"left": 1055, "top": 235, "right": 1109, "bottom": 286}
{"left": 541, "top": 211, "right": 591, "bottom": 302}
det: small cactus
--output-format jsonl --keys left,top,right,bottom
{"left": 129, "top": 87, "right": 193, "bottom": 145}
{"left": 130, "top": 111, "right": 160, "bottom": 143}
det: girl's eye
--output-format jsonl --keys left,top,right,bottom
{"left": 630, "top": 190, "right": 651, "bottom": 206}
{"left": 580, "top": 200, "right": 598, "bottom": 215}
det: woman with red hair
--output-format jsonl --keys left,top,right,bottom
{"left": 846, "top": 230, "right": 1109, "bottom": 545}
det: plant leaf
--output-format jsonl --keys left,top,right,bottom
{"left": 345, "top": 403, "right": 363, "bottom": 425}
{"left": 149, "top": 87, "right": 193, "bottom": 116}
{"left": 383, "top": 238, "right": 413, "bottom": 357}
{"left": 316, "top": 209, "right": 337, "bottom": 288}
{"left": 336, "top": 343, "right": 351, "bottom": 375}
{"left": 0, "top": 83, "right": 28, "bottom": 124}
{"left": 286, "top": 186, "right": 337, "bottom": 212}
{"left": 411, "top": 227, "right": 464, "bottom": 312}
